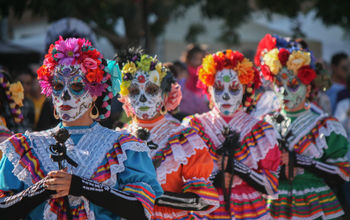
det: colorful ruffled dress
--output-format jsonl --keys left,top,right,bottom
{"left": 124, "top": 116, "right": 219, "bottom": 219}
{"left": 0, "top": 122, "right": 163, "bottom": 219}
{"left": 265, "top": 109, "right": 350, "bottom": 220}
{"left": 183, "top": 108, "right": 280, "bottom": 220}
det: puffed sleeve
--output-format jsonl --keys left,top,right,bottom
{"left": 241, "top": 121, "right": 280, "bottom": 195}
{"left": 323, "top": 131, "right": 350, "bottom": 181}
{"left": 118, "top": 146, "right": 163, "bottom": 218}
{"left": 180, "top": 129, "right": 219, "bottom": 215}
{"left": 0, "top": 155, "right": 25, "bottom": 197}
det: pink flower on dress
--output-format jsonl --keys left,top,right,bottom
{"left": 54, "top": 37, "right": 81, "bottom": 65}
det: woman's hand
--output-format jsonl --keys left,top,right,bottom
{"left": 45, "top": 168, "right": 72, "bottom": 199}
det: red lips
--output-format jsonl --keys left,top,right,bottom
{"left": 222, "top": 104, "right": 232, "bottom": 108}
{"left": 60, "top": 105, "right": 72, "bottom": 111}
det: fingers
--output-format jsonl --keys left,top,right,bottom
{"left": 45, "top": 177, "right": 68, "bottom": 185}
{"left": 51, "top": 190, "right": 69, "bottom": 199}
{"left": 48, "top": 169, "right": 68, "bottom": 178}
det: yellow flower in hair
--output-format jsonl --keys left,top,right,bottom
{"left": 9, "top": 82, "right": 24, "bottom": 107}
{"left": 120, "top": 81, "right": 131, "bottom": 96}
{"left": 202, "top": 54, "right": 216, "bottom": 75}
{"left": 137, "top": 55, "right": 153, "bottom": 72}
{"left": 287, "top": 50, "right": 311, "bottom": 74}
{"left": 234, "top": 58, "right": 254, "bottom": 85}
{"left": 263, "top": 48, "right": 282, "bottom": 75}
{"left": 122, "top": 62, "right": 137, "bottom": 74}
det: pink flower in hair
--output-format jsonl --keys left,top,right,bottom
{"left": 81, "top": 58, "right": 98, "bottom": 73}
{"left": 118, "top": 96, "right": 134, "bottom": 117}
{"left": 38, "top": 80, "right": 52, "bottom": 96}
{"left": 54, "top": 37, "right": 81, "bottom": 65}
{"left": 164, "top": 83, "right": 182, "bottom": 111}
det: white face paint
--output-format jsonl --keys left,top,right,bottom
{"left": 52, "top": 65, "right": 93, "bottom": 122}
{"left": 209, "top": 69, "right": 243, "bottom": 116}
{"left": 274, "top": 67, "right": 307, "bottom": 110}
{"left": 127, "top": 71, "right": 163, "bottom": 119}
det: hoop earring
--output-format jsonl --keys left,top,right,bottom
{"left": 90, "top": 103, "right": 99, "bottom": 120}
{"left": 159, "top": 106, "right": 167, "bottom": 115}
{"left": 53, "top": 108, "right": 59, "bottom": 120}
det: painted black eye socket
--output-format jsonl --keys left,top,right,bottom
{"left": 70, "top": 83, "right": 84, "bottom": 92}
{"left": 145, "top": 84, "right": 159, "bottom": 95}
{"left": 53, "top": 82, "right": 64, "bottom": 91}
{"left": 129, "top": 86, "right": 140, "bottom": 96}
{"left": 229, "top": 85, "right": 240, "bottom": 93}
{"left": 213, "top": 83, "right": 224, "bottom": 92}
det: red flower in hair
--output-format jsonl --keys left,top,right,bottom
{"left": 254, "top": 34, "right": 277, "bottom": 66}
{"left": 260, "top": 64, "right": 274, "bottom": 81}
{"left": 86, "top": 68, "right": 104, "bottom": 83}
{"left": 226, "top": 50, "right": 244, "bottom": 68}
{"left": 297, "top": 65, "right": 316, "bottom": 85}
{"left": 278, "top": 48, "right": 290, "bottom": 66}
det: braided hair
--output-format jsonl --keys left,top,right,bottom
{"left": 0, "top": 69, "right": 24, "bottom": 130}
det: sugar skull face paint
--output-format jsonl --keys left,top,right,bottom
{"left": 274, "top": 67, "right": 307, "bottom": 110}
{"left": 127, "top": 71, "right": 163, "bottom": 119}
{"left": 52, "top": 65, "right": 93, "bottom": 122}
{"left": 209, "top": 69, "right": 243, "bottom": 116}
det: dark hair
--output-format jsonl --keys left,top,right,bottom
{"left": 331, "top": 52, "right": 348, "bottom": 66}
{"left": 164, "top": 61, "right": 186, "bottom": 78}
{"left": 95, "top": 58, "right": 113, "bottom": 121}
{"left": 0, "top": 69, "right": 23, "bottom": 130}
{"left": 294, "top": 38, "right": 309, "bottom": 50}
{"left": 184, "top": 44, "right": 205, "bottom": 64}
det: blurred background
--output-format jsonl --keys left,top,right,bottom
{"left": 1, "top": 0, "right": 350, "bottom": 131}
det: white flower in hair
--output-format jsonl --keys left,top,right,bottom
{"left": 149, "top": 70, "right": 161, "bottom": 86}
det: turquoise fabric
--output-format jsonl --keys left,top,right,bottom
{"left": 0, "top": 123, "right": 162, "bottom": 220}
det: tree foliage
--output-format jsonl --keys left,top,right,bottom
{"left": 1, "top": 0, "right": 350, "bottom": 50}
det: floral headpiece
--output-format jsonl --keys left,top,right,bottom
{"left": 198, "top": 49, "right": 261, "bottom": 112}
{"left": 261, "top": 48, "right": 316, "bottom": 85}
{"left": 0, "top": 71, "right": 24, "bottom": 124}
{"left": 120, "top": 54, "right": 167, "bottom": 96}
{"left": 37, "top": 36, "right": 120, "bottom": 97}
{"left": 254, "top": 34, "right": 292, "bottom": 66}
{"left": 198, "top": 50, "right": 259, "bottom": 88}
{"left": 37, "top": 36, "right": 121, "bottom": 120}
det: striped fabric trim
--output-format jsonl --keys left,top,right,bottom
{"left": 262, "top": 169, "right": 278, "bottom": 194}
{"left": 91, "top": 133, "right": 144, "bottom": 182}
{"left": 8, "top": 134, "right": 45, "bottom": 183}
{"left": 183, "top": 116, "right": 217, "bottom": 162}
{"left": 152, "top": 127, "right": 201, "bottom": 164}
{"left": 197, "top": 189, "right": 269, "bottom": 220}
{"left": 49, "top": 198, "right": 88, "bottom": 220}
{"left": 123, "top": 182, "right": 156, "bottom": 218}
{"left": 91, "top": 142, "right": 123, "bottom": 182}
{"left": 0, "top": 129, "right": 12, "bottom": 138}
{"left": 183, "top": 178, "right": 219, "bottom": 215}
{"left": 270, "top": 185, "right": 344, "bottom": 219}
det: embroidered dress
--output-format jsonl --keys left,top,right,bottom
{"left": 124, "top": 116, "right": 219, "bottom": 220}
{"left": 0, "top": 122, "right": 163, "bottom": 220}
{"left": 265, "top": 109, "right": 350, "bottom": 220}
{"left": 183, "top": 108, "right": 280, "bottom": 220}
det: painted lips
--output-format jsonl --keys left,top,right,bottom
{"left": 139, "top": 106, "right": 150, "bottom": 111}
{"left": 222, "top": 104, "right": 232, "bottom": 108}
{"left": 60, "top": 105, "right": 72, "bottom": 111}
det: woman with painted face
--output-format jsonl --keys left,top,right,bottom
{"left": 0, "top": 37, "right": 162, "bottom": 220}
{"left": 182, "top": 50, "right": 280, "bottom": 220}
{"left": 116, "top": 48, "right": 219, "bottom": 219}
{"left": 260, "top": 47, "right": 350, "bottom": 219}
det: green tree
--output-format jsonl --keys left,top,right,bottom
{"left": 0, "top": 0, "right": 197, "bottom": 52}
